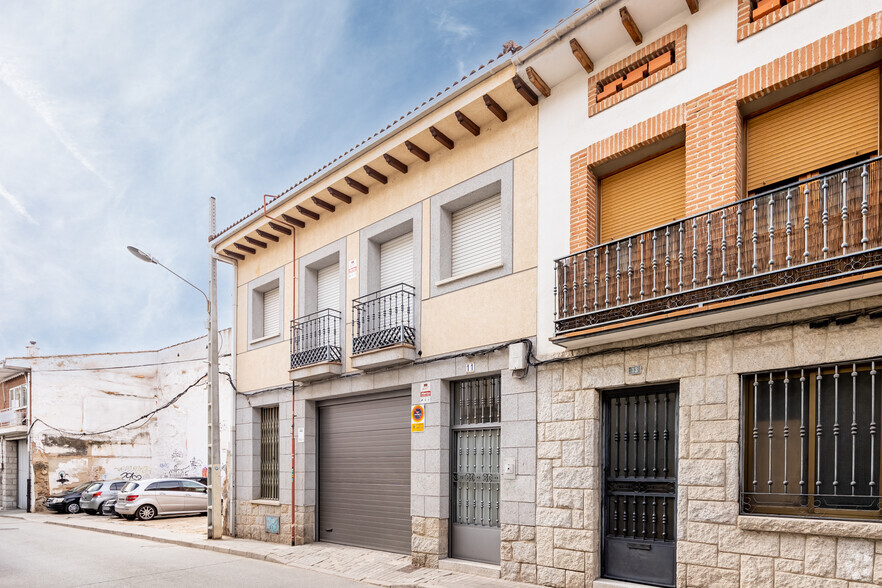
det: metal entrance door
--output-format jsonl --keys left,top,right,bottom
{"left": 17, "top": 440, "right": 27, "bottom": 510}
{"left": 451, "top": 376, "right": 501, "bottom": 564}
{"left": 603, "top": 386, "right": 678, "bottom": 587}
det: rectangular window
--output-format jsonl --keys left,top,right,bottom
{"left": 316, "top": 264, "right": 340, "bottom": 312}
{"left": 259, "top": 406, "right": 280, "bottom": 501}
{"left": 261, "top": 287, "right": 280, "bottom": 338}
{"left": 745, "top": 69, "right": 879, "bottom": 192}
{"left": 742, "top": 359, "right": 882, "bottom": 520}
{"left": 9, "top": 384, "right": 27, "bottom": 408}
{"left": 450, "top": 194, "right": 502, "bottom": 277}
{"left": 379, "top": 232, "right": 413, "bottom": 290}
{"left": 599, "top": 146, "right": 686, "bottom": 243}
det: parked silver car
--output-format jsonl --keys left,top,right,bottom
{"left": 114, "top": 478, "right": 208, "bottom": 521}
{"left": 79, "top": 480, "right": 126, "bottom": 515}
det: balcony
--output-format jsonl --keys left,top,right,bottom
{"left": 553, "top": 157, "right": 882, "bottom": 347}
{"left": 351, "top": 283, "right": 417, "bottom": 371}
{"left": 288, "top": 309, "right": 343, "bottom": 382}
{"left": 0, "top": 406, "right": 27, "bottom": 434}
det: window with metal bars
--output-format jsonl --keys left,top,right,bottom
{"left": 259, "top": 406, "right": 279, "bottom": 501}
{"left": 742, "top": 359, "right": 882, "bottom": 519}
{"left": 451, "top": 376, "right": 501, "bottom": 528}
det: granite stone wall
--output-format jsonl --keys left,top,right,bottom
{"left": 535, "top": 297, "right": 882, "bottom": 587}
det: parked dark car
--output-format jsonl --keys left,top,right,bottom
{"left": 44, "top": 481, "right": 94, "bottom": 514}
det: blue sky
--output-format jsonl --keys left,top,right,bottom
{"left": 0, "top": 1, "right": 583, "bottom": 359}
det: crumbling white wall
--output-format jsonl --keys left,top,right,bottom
{"left": 18, "top": 329, "right": 232, "bottom": 505}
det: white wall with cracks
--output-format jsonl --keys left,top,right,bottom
{"left": 6, "top": 329, "right": 232, "bottom": 508}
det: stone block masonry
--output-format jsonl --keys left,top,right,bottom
{"left": 535, "top": 296, "right": 882, "bottom": 587}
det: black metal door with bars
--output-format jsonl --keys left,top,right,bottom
{"left": 260, "top": 406, "right": 280, "bottom": 501}
{"left": 603, "top": 386, "right": 678, "bottom": 588}
{"left": 742, "top": 360, "right": 882, "bottom": 519}
{"left": 451, "top": 376, "right": 501, "bottom": 565}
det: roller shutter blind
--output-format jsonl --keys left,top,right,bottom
{"left": 451, "top": 194, "right": 502, "bottom": 277}
{"left": 379, "top": 232, "right": 413, "bottom": 290}
{"left": 316, "top": 264, "right": 339, "bottom": 312}
{"left": 318, "top": 393, "right": 411, "bottom": 554}
{"left": 261, "top": 287, "right": 280, "bottom": 337}
{"left": 600, "top": 146, "right": 686, "bottom": 243}
{"left": 746, "top": 69, "right": 880, "bottom": 192}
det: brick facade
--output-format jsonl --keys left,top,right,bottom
{"left": 737, "top": 0, "right": 827, "bottom": 42}
{"left": 569, "top": 13, "right": 881, "bottom": 255}
{"left": 588, "top": 26, "right": 687, "bottom": 117}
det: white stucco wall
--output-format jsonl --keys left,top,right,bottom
{"left": 17, "top": 329, "right": 232, "bottom": 499}
{"left": 534, "top": 0, "right": 880, "bottom": 357}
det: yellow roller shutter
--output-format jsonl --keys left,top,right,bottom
{"left": 600, "top": 146, "right": 686, "bottom": 243}
{"left": 746, "top": 69, "right": 880, "bottom": 191}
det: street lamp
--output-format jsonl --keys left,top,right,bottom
{"left": 127, "top": 243, "right": 223, "bottom": 540}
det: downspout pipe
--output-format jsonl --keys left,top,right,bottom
{"left": 261, "top": 195, "right": 298, "bottom": 545}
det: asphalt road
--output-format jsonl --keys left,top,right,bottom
{"left": 0, "top": 516, "right": 363, "bottom": 588}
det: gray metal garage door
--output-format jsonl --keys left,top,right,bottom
{"left": 318, "top": 392, "right": 411, "bottom": 553}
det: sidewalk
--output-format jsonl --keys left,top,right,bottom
{"left": 0, "top": 511, "right": 535, "bottom": 588}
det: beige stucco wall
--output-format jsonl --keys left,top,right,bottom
{"left": 230, "top": 76, "right": 538, "bottom": 391}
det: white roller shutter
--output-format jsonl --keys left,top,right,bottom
{"left": 261, "top": 287, "right": 280, "bottom": 337}
{"left": 380, "top": 232, "right": 413, "bottom": 290}
{"left": 451, "top": 194, "right": 502, "bottom": 277}
{"left": 316, "top": 264, "right": 340, "bottom": 312}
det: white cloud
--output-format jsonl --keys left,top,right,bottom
{"left": 0, "top": 60, "right": 112, "bottom": 189}
{"left": 434, "top": 11, "right": 477, "bottom": 40}
{"left": 0, "top": 180, "right": 37, "bottom": 225}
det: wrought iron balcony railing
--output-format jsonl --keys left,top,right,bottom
{"left": 0, "top": 406, "right": 27, "bottom": 428}
{"left": 290, "top": 309, "right": 342, "bottom": 369}
{"left": 352, "top": 283, "right": 416, "bottom": 355}
{"left": 555, "top": 156, "right": 882, "bottom": 335}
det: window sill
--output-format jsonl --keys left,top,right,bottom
{"left": 249, "top": 333, "right": 280, "bottom": 345}
{"left": 737, "top": 514, "right": 882, "bottom": 539}
{"left": 435, "top": 262, "right": 504, "bottom": 287}
{"left": 250, "top": 499, "right": 281, "bottom": 507}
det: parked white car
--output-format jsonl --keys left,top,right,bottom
{"left": 114, "top": 478, "right": 208, "bottom": 521}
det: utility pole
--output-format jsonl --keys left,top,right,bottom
{"left": 208, "top": 197, "right": 222, "bottom": 539}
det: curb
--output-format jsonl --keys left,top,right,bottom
{"left": 44, "top": 520, "right": 279, "bottom": 563}
{"left": 41, "top": 519, "right": 399, "bottom": 587}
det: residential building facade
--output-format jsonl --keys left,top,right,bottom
{"left": 0, "top": 332, "right": 233, "bottom": 514}
{"left": 0, "top": 364, "right": 30, "bottom": 511}
{"left": 526, "top": 0, "right": 882, "bottom": 586}
{"left": 211, "top": 47, "right": 540, "bottom": 574}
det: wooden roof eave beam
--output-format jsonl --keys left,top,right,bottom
{"left": 620, "top": 7, "right": 643, "bottom": 46}
{"left": 483, "top": 94, "right": 507, "bottom": 122}
{"left": 569, "top": 39, "right": 594, "bottom": 73}
{"left": 685, "top": 0, "right": 699, "bottom": 14}
{"left": 268, "top": 221, "right": 292, "bottom": 235}
{"left": 233, "top": 242, "right": 256, "bottom": 255}
{"left": 221, "top": 249, "right": 246, "bottom": 261}
{"left": 256, "top": 229, "right": 279, "bottom": 242}
{"left": 455, "top": 111, "right": 480, "bottom": 136}
{"left": 512, "top": 75, "right": 538, "bottom": 106}
{"left": 244, "top": 236, "right": 267, "bottom": 249}
{"left": 282, "top": 213, "right": 307, "bottom": 228}
{"left": 430, "top": 126, "right": 454, "bottom": 150}
{"left": 526, "top": 67, "right": 550, "bottom": 98}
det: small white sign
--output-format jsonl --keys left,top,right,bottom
{"left": 466, "top": 362, "right": 475, "bottom": 374}
{"left": 348, "top": 259, "right": 358, "bottom": 279}
{"left": 419, "top": 382, "right": 432, "bottom": 404}
{"left": 297, "top": 427, "right": 305, "bottom": 443}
